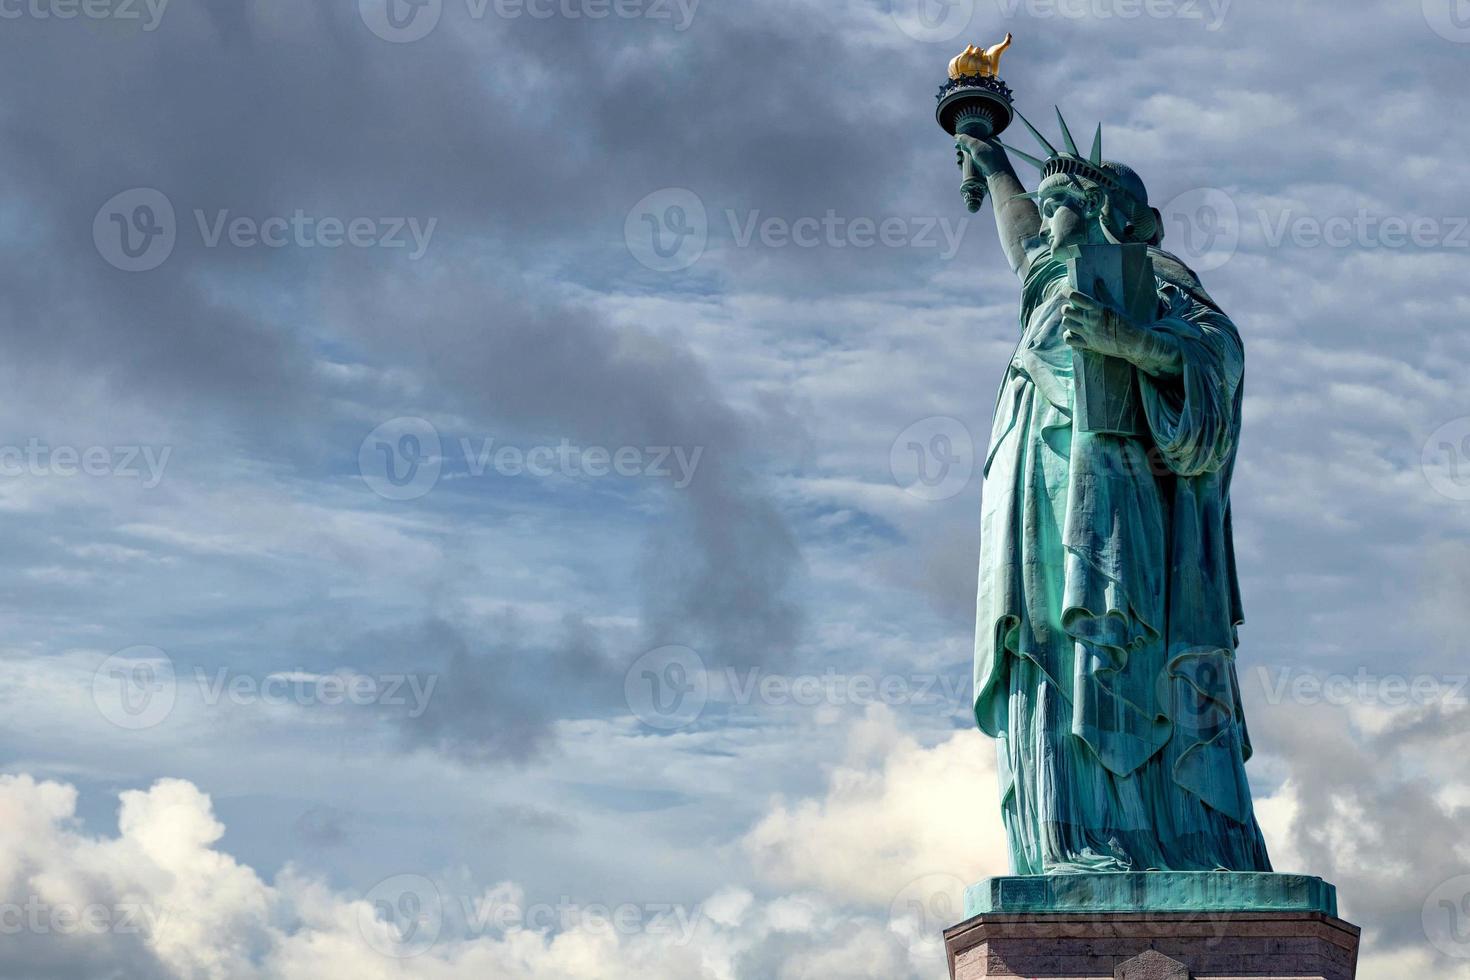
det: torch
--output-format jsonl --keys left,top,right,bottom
{"left": 935, "top": 34, "right": 1016, "bottom": 213}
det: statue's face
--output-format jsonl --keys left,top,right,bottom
{"left": 1038, "top": 180, "right": 1106, "bottom": 250}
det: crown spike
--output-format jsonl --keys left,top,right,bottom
{"left": 999, "top": 141, "right": 1047, "bottom": 172}
{"left": 1089, "top": 123, "right": 1103, "bottom": 165}
{"left": 1054, "top": 107, "right": 1079, "bottom": 156}
{"left": 1012, "top": 108, "right": 1058, "bottom": 158}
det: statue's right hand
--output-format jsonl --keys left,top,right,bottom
{"left": 954, "top": 135, "right": 1010, "bottom": 177}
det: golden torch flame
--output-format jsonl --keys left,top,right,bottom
{"left": 947, "top": 33, "right": 1013, "bottom": 80}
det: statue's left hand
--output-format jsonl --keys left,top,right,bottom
{"left": 1061, "top": 286, "right": 1184, "bottom": 376}
{"left": 1060, "top": 287, "right": 1152, "bottom": 360}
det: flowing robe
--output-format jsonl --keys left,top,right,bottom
{"left": 974, "top": 243, "right": 1272, "bottom": 875}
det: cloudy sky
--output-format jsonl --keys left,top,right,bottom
{"left": 0, "top": 0, "right": 1468, "bottom": 976}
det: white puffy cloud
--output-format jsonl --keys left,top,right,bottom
{"left": 740, "top": 706, "right": 1007, "bottom": 906}
{"left": 5, "top": 691, "right": 1470, "bottom": 979}
{"left": 0, "top": 756, "right": 951, "bottom": 979}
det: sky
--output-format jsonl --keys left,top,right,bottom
{"left": 0, "top": 0, "right": 1468, "bottom": 976}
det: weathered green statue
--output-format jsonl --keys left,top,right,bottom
{"left": 955, "top": 114, "right": 1273, "bottom": 876}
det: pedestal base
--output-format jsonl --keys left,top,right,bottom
{"left": 944, "top": 910, "right": 1360, "bottom": 979}
{"left": 967, "top": 873, "right": 1339, "bottom": 917}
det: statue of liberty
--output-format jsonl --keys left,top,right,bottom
{"left": 955, "top": 110, "right": 1274, "bottom": 876}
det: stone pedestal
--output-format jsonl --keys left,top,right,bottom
{"left": 943, "top": 910, "right": 1361, "bottom": 979}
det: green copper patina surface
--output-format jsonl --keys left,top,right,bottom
{"left": 965, "top": 873, "right": 1338, "bottom": 917}
{"left": 954, "top": 103, "right": 1274, "bottom": 876}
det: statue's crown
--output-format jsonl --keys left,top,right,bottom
{"left": 1001, "top": 106, "right": 1146, "bottom": 206}
{"left": 1002, "top": 107, "right": 1160, "bottom": 242}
